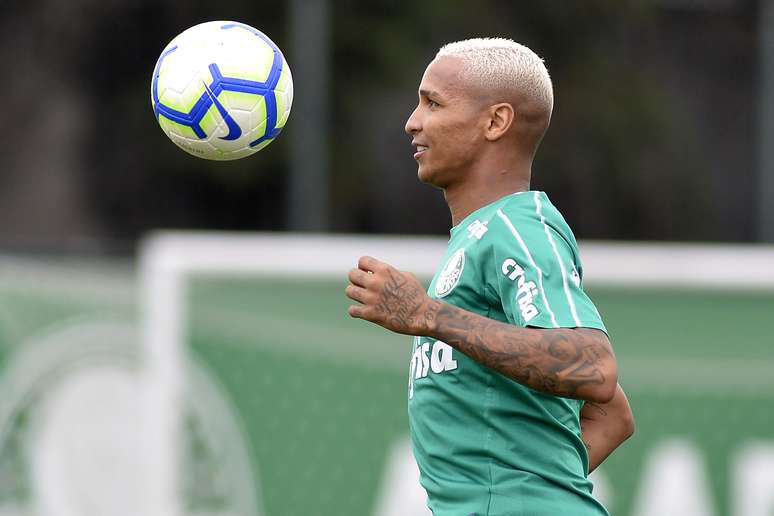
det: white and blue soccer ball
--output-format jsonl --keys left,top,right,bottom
{"left": 151, "top": 21, "right": 293, "bottom": 160}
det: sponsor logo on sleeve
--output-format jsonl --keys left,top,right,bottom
{"left": 501, "top": 258, "right": 540, "bottom": 322}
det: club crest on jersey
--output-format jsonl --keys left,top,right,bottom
{"left": 435, "top": 248, "right": 465, "bottom": 297}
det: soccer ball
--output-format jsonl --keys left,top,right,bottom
{"left": 150, "top": 21, "right": 293, "bottom": 160}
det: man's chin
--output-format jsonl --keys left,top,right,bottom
{"left": 417, "top": 166, "right": 434, "bottom": 185}
{"left": 417, "top": 167, "right": 445, "bottom": 190}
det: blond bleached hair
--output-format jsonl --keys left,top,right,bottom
{"left": 437, "top": 38, "right": 554, "bottom": 114}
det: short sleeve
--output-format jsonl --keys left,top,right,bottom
{"left": 489, "top": 211, "right": 606, "bottom": 332}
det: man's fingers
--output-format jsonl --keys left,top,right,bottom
{"left": 347, "top": 304, "right": 370, "bottom": 319}
{"left": 344, "top": 284, "right": 368, "bottom": 303}
{"left": 348, "top": 268, "right": 374, "bottom": 288}
{"left": 358, "top": 255, "right": 384, "bottom": 273}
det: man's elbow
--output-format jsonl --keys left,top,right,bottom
{"left": 622, "top": 407, "right": 636, "bottom": 440}
{"left": 590, "top": 374, "right": 617, "bottom": 403}
{"left": 588, "top": 360, "right": 618, "bottom": 403}
{"left": 618, "top": 386, "right": 636, "bottom": 440}
{"left": 588, "top": 330, "right": 618, "bottom": 403}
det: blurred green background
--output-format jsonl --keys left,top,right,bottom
{"left": 1, "top": 256, "right": 771, "bottom": 515}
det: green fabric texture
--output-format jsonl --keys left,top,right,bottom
{"left": 408, "top": 191, "right": 609, "bottom": 515}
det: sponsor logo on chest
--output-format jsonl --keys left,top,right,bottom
{"left": 408, "top": 337, "right": 458, "bottom": 399}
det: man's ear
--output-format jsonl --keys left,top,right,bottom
{"left": 484, "top": 103, "right": 514, "bottom": 141}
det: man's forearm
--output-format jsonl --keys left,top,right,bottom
{"left": 424, "top": 300, "right": 617, "bottom": 403}
{"left": 580, "top": 384, "right": 635, "bottom": 472}
{"left": 345, "top": 259, "right": 617, "bottom": 402}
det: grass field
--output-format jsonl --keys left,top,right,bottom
{"left": 0, "top": 248, "right": 772, "bottom": 515}
{"left": 187, "top": 277, "right": 774, "bottom": 515}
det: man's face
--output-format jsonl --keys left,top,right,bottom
{"left": 404, "top": 56, "right": 486, "bottom": 188}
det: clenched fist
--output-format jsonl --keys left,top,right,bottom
{"left": 345, "top": 256, "right": 439, "bottom": 336}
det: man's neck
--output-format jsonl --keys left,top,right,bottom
{"left": 444, "top": 168, "right": 531, "bottom": 227}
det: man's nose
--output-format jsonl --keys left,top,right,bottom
{"left": 405, "top": 106, "right": 421, "bottom": 135}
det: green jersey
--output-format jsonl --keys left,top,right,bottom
{"left": 408, "top": 191, "right": 609, "bottom": 516}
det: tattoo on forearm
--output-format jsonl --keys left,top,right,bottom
{"left": 432, "top": 304, "right": 609, "bottom": 399}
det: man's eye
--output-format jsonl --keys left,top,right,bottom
{"left": 427, "top": 100, "right": 439, "bottom": 108}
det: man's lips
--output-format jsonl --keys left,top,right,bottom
{"left": 413, "top": 143, "right": 428, "bottom": 159}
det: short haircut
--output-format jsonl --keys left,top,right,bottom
{"left": 437, "top": 38, "right": 553, "bottom": 114}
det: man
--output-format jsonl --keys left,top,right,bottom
{"left": 345, "top": 38, "right": 634, "bottom": 515}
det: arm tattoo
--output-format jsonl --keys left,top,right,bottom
{"left": 431, "top": 303, "right": 611, "bottom": 400}
{"left": 375, "top": 270, "right": 433, "bottom": 331}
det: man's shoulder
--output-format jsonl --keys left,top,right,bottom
{"left": 494, "top": 191, "right": 569, "bottom": 226}
{"left": 479, "top": 192, "right": 550, "bottom": 237}
{"left": 476, "top": 192, "right": 578, "bottom": 263}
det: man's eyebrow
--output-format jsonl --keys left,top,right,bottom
{"left": 419, "top": 89, "right": 440, "bottom": 98}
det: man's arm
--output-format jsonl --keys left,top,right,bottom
{"left": 581, "top": 384, "right": 635, "bottom": 473}
{"left": 345, "top": 256, "right": 618, "bottom": 403}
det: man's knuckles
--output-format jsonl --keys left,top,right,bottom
{"left": 358, "top": 255, "right": 385, "bottom": 272}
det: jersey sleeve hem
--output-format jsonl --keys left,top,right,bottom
{"left": 526, "top": 320, "right": 609, "bottom": 336}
